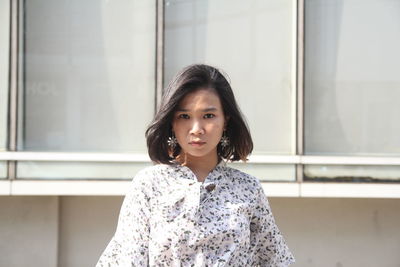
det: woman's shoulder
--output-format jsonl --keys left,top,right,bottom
{"left": 134, "top": 163, "right": 173, "bottom": 177}
{"left": 136, "top": 163, "right": 171, "bottom": 173}
{"left": 132, "top": 163, "right": 179, "bottom": 183}
{"left": 223, "top": 165, "right": 263, "bottom": 189}
{"left": 128, "top": 164, "right": 176, "bottom": 194}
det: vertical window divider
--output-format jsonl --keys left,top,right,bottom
{"left": 155, "top": 0, "right": 165, "bottom": 111}
{"left": 7, "top": 0, "right": 20, "bottom": 180}
{"left": 296, "top": 0, "right": 305, "bottom": 183}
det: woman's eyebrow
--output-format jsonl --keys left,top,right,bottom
{"left": 176, "top": 107, "right": 218, "bottom": 112}
{"left": 202, "top": 107, "right": 217, "bottom": 112}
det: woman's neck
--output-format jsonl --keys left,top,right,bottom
{"left": 177, "top": 151, "right": 219, "bottom": 182}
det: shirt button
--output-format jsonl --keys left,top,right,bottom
{"left": 205, "top": 184, "right": 216, "bottom": 192}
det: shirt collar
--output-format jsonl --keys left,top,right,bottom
{"left": 171, "top": 159, "right": 227, "bottom": 183}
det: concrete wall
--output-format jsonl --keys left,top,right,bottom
{"left": 1, "top": 196, "right": 399, "bottom": 267}
{"left": 270, "top": 198, "right": 400, "bottom": 267}
{"left": 58, "top": 196, "right": 122, "bottom": 267}
{"left": 0, "top": 197, "right": 58, "bottom": 267}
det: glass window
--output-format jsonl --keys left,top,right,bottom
{"left": 165, "top": 0, "right": 295, "bottom": 155}
{"left": 305, "top": 0, "right": 400, "bottom": 156}
{"left": 19, "top": 0, "right": 155, "bottom": 153}
{"left": 0, "top": 0, "right": 9, "bottom": 180}
{"left": 228, "top": 163, "right": 295, "bottom": 182}
{"left": 305, "top": 165, "right": 400, "bottom": 183}
{"left": 0, "top": 0, "right": 9, "bottom": 152}
{"left": 165, "top": 0, "right": 296, "bottom": 181}
{"left": 17, "top": 162, "right": 152, "bottom": 180}
{"left": 16, "top": 0, "right": 155, "bottom": 179}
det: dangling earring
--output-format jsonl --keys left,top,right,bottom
{"left": 220, "top": 130, "right": 230, "bottom": 148}
{"left": 167, "top": 133, "right": 178, "bottom": 149}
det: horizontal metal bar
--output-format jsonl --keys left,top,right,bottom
{"left": 300, "top": 182, "right": 400, "bottom": 199}
{"left": 0, "top": 152, "right": 151, "bottom": 162}
{"left": 8, "top": 180, "right": 132, "bottom": 196}
{"left": 1, "top": 152, "right": 400, "bottom": 165}
{"left": 248, "top": 155, "right": 400, "bottom": 165}
{"left": 246, "top": 155, "right": 301, "bottom": 164}
{"left": 0, "top": 181, "right": 10, "bottom": 195}
{"left": 0, "top": 152, "right": 299, "bottom": 163}
{"left": 301, "top": 155, "right": 400, "bottom": 166}
{"left": 2, "top": 180, "right": 400, "bottom": 198}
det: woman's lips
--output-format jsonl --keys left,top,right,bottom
{"left": 189, "top": 141, "right": 206, "bottom": 147}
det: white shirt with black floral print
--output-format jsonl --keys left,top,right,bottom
{"left": 96, "top": 161, "right": 295, "bottom": 267}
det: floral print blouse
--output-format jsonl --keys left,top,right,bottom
{"left": 96, "top": 161, "right": 295, "bottom": 266}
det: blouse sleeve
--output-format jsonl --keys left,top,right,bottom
{"left": 96, "top": 169, "right": 151, "bottom": 267}
{"left": 250, "top": 182, "right": 295, "bottom": 267}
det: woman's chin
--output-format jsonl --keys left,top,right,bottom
{"left": 181, "top": 148, "right": 217, "bottom": 160}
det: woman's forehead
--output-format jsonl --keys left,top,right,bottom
{"left": 178, "top": 89, "right": 222, "bottom": 110}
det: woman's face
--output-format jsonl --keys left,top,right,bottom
{"left": 172, "top": 89, "right": 226, "bottom": 160}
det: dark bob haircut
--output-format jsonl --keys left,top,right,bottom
{"left": 145, "top": 64, "right": 253, "bottom": 164}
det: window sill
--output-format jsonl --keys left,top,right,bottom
{"left": 1, "top": 180, "right": 400, "bottom": 198}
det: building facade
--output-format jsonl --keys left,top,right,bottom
{"left": 0, "top": 0, "right": 399, "bottom": 266}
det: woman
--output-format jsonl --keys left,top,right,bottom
{"left": 97, "top": 64, "right": 295, "bottom": 266}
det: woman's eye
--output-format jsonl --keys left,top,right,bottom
{"left": 204, "top": 114, "right": 215, "bottom": 119}
{"left": 178, "top": 114, "right": 190, "bottom": 119}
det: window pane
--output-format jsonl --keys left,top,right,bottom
{"left": 0, "top": 0, "right": 9, "bottom": 150}
{"left": 228, "top": 163, "right": 295, "bottom": 182}
{"left": 19, "top": 0, "right": 155, "bottom": 152}
{"left": 305, "top": 165, "right": 400, "bottom": 183}
{"left": 305, "top": 0, "right": 400, "bottom": 156}
{"left": 165, "top": 0, "right": 294, "bottom": 154}
{"left": 17, "top": 162, "right": 152, "bottom": 180}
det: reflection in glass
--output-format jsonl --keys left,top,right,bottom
{"left": 165, "top": 0, "right": 294, "bottom": 154}
{"left": 228, "top": 163, "right": 295, "bottom": 182}
{"left": 305, "top": 0, "right": 400, "bottom": 156}
{"left": 20, "top": 0, "right": 156, "bottom": 152}
{"left": 17, "top": 162, "right": 152, "bottom": 180}
{"left": 305, "top": 165, "right": 400, "bottom": 183}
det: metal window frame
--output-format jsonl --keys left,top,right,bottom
{"left": 7, "top": 0, "right": 20, "bottom": 181}
{"left": 155, "top": 0, "right": 164, "bottom": 110}
{"left": 3, "top": 0, "right": 400, "bottom": 184}
{"left": 1, "top": 152, "right": 400, "bottom": 166}
{"left": 295, "top": 0, "right": 305, "bottom": 182}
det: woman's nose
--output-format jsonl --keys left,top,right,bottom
{"left": 189, "top": 120, "right": 204, "bottom": 135}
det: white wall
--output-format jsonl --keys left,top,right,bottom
{"left": 270, "top": 197, "right": 400, "bottom": 267}
{"left": 58, "top": 196, "right": 122, "bottom": 267}
{"left": 0, "top": 196, "right": 58, "bottom": 267}
{"left": 1, "top": 196, "right": 399, "bottom": 267}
